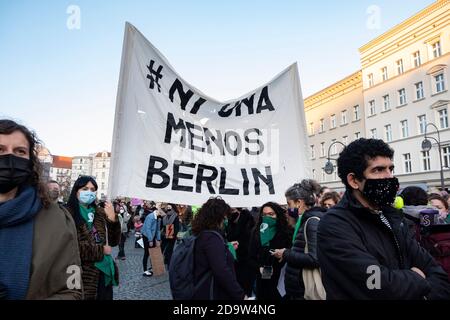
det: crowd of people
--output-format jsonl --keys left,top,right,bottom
{"left": 1, "top": 119, "right": 450, "bottom": 300}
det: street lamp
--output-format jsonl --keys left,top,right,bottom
{"left": 421, "top": 122, "right": 445, "bottom": 191}
{"left": 324, "top": 141, "right": 347, "bottom": 175}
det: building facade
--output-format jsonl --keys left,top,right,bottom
{"left": 305, "top": 0, "right": 450, "bottom": 191}
{"left": 92, "top": 151, "right": 111, "bottom": 199}
{"left": 71, "top": 156, "right": 93, "bottom": 187}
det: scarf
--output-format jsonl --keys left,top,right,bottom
{"left": 79, "top": 205, "right": 117, "bottom": 287}
{"left": 0, "top": 186, "right": 42, "bottom": 299}
{"left": 260, "top": 216, "right": 277, "bottom": 247}
{"left": 292, "top": 214, "right": 303, "bottom": 244}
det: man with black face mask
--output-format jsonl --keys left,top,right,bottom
{"left": 317, "top": 138, "right": 450, "bottom": 300}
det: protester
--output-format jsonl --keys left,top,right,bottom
{"left": 318, "top": 186, "right": 332, "bottom": 203}
{"left": 399, "top": 186, "right": 431, "bottom": 239}
{"left": 0, "top": 119, "right": 82, "bottom": 299}
{"left": 319, "top": 191, "right": 341, "bottom": 209}
{"left": 317, "top": 138, "right": 450, "bottom": 299}
{"left": 47, "top": 180, "right": 61, "bottom": 204}
{"left": 428, "top": 194, "right": 449, "bottom": 224}
{"left": 134, "top": 215, "right": 144, "bottom": 248}
{"left": 225, "top": 207, "right": 256, "bottom": 297}
{"left": 117, "top": 203, "right": 131, "bottom": 260}
{"left": 271, "top": 180, "right": 326, "bottom": 300}
{"left": 141, "top": 206, "right": 161, "bottom": 276}
{"left": 161, "top": 203, "right": 180, "bottom": 269}
{"left": 67, "top": 175, "right": 121, "bottom": 300}
{"left": 249, "top": 202, "right": 291, "bottom": 300}
{"left": 191, "top": 198, "right": 245, "bottom": 300}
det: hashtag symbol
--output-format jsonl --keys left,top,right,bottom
{"left": 146, "top": 60, "right": 163, "bottom": 92}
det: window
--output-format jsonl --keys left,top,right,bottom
{"left": 382, "top": 95, "right": 390, "bottom": 111}
{"left": 309, "top": 122, "right": 314, "bottom": 135}
{"left": 435, "top": 74, "right": 445, "bottom": 93}
{"left": 422, "top": 151, "right": 431, "bottom": 171}
{"left": 312, "top": 169, "right": 316, "bottom": 180}
{"left": 443, "top": 146, "right": 450, "bottom": 168}
{"left": 331, "top": 139, "right": 337, "bottom": 155}
{"left": 370, "top": 128, "right": 377, "bottom": 139}
{"left": 398, "top": 88, "right": 407, "bottom": 106}
{"left": 368, "top": 73, "right": 374, "bottom": 87}
{"left": 321, "top": 168, "right": 326, "bottom": 183}
{"left": 418, "top": 115, "right": 427, "bottom": 134}
{"left": 396, "top": 59, "right": 404, "bottom": 75}
{"left": 353, "top": 105, "right": 360, "bottom": 121}
{"left": 320, "top": 142, "right": 325, "bottom": 157}
{"left": 102, "top": 172, "right": 105, "bottom": 179}
{"left": 101, "top": 182, "right": 105, "bottom": 190}
{"left": 400, "top": 120, "right": 409, "bottom": 138}
{"left": 384, "top": 124, "right": 392, "bottom": 142}
{"left": 415, "top": 82, "right": 424, "bottom": 100}
{"left": 381, "top": 67, "right": 388, "bottom": 81}
{"left": 310, "top": 145, "right": 315, "bottom": 159}
{"left": 368, "top": 100, "right": 376, "bottom": 116}
{"left": 342, "top": 136, "right": 348, "bottom": 145}
{"left": 333, "top": 166, "right": 338, "bottom": 182}
{"left": 341, "top": 110, "right": 348, "bottom": 125}
{"left": 413, "top": 51, "right": 421, "bottom": 67}
{"left": 432, "top": 41, "right": 441, "bottom": 58}
{"left": 439, "top": 109, "right": 448, "bottom": 129}
{"left": 403, "top": 153, "right": 412, "bottom": 173}
{"left": 330, "top": 114, "right": 336, "bottom": 129}
{"left": 320, "top": 119, "right": 325, "bottom": 133}
{"left": 355, "top": 132, "right": 361, "bottom": 140}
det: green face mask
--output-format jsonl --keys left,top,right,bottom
{"left": 260, "top": 216, "right": 277, "bottom": 247}
{"left": 223, "top": 218, "right": 229, "bottom": 228}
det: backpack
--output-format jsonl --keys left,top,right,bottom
{"left": 418, "top": 224, "right": 450, "bottom": 281}
{"left": 169, "top": 230, "right": 223, "bottom": 300}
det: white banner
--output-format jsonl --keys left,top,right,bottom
{"left": 109, "top": 22, "right": 310, "bottom": 207}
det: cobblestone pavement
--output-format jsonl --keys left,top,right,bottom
{"left": 112, "top": 233, "right": 173, "bottom": 300}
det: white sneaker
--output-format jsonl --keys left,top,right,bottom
{"left": 143, "top": 270, "right": 153, "bottom": 277}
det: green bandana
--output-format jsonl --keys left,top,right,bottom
{"left": 95, "top": 255, "right": 117, "bottom": 287}
{"left": 224, "top": 218, "right": 229, "bottom": 228}
{"left": 446, "top": 215, "right": 450, "bottom": 224}
{"left": 292, "top": 214, "right": 303, "bottom": 244}
{"left": 79, "top": 205, "right": 95, "bottom": 230}
{"left": 260, "top": 216, "right": 277, "bottom": 247}
{"left": 227, "top": 242, "right": 237, "bottom": 261}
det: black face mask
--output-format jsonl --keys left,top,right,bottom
{"left": 0, "top": 154, "right": 32, "bottom": 193}
{"left": 361, "top": 177, "right": 399, "bottom": 208}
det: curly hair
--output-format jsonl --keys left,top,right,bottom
{"left": 428, "top": 193, "right": 449, "bottom": 211}
{"left": 337, "top": 138, "right": 394, "bottom": 189}
{"left": 319, "top": 191, "right": 341, "bottom": 207}
{"left": 191, "top": 198, "right": 231, "bottom": 235}
{"left": 0, "top": 119, "right": 50, "bottom": 208}
{"left": 252, "top": 202, "right": 291, "bottom": 243}
{"left": 66, "top": 175, "right": 98, "bottom": 226}
{"left": 285, "top": 179, "right": 321, "bottom": 207}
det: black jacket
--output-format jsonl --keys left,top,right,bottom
{"left": 226, "top": 210, "right": 255, "bottom": 263}
{"left": 283, "top": 207, "right": 327, "bottom": 299}
{"left": 317, "top": 191, "right": 450, "bottom": 300}
{"left": 248, "top": 226, "right": 291, "bottom": 300}
{"left": 193, "top": 231, "right": 244, "bottom": 300}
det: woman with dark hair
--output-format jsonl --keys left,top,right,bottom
{"left": 66, "top": 175, "right": 121, "bottom": 300}
{"left": 248, "top": 202, "right": 291, "bottom": 300}
{"left": 272, "top": 179, "right": 327, "bottom": 300}
{"left": 191, "top": 198, "right": 245, "bottom": 300}
{"left": 0, "top": 119, "right": 82, "bottom": 299}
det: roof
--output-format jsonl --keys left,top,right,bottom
{"left": 52, "top": 156, "right": 73, "bottom": 169}
{"left": 95, "top": 151, "right": 111, "bottom": 158}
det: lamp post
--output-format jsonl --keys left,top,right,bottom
{"left": 324, "top": 141, "right": 347, "bottom": 175}
{"left": 421, "top": 122, "right": 445, "bottom": 191}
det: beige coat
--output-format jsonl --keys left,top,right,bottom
{"left": 26, "top": 203, "right": 83, "bottom": 299}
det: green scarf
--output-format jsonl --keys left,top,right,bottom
{"left": 79, "top": 205, "right": 95, "bottom": 229}
{"left": 95, "top": 255, "right": 117, "bottom": 287}
{"left": 79, "top": 205, "right": 117, "bottom": 287}
{"left": 260, "top": 216, "right": 277, "bottom": 247}
{"left": 446, "top": 215, "right": 450, "bottom": 224}
{"left": 227, "top": 242, "right": 237, "bottom": 261}
{"left": 292, "top": 214, "right": 303, "bottom": 244}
